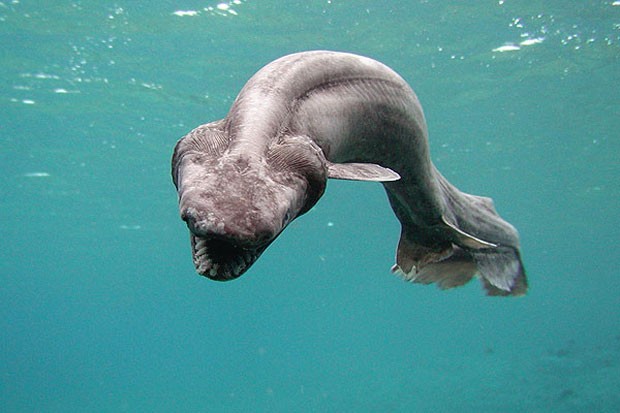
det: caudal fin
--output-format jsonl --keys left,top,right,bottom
{"left": 471, "top": 247, "right": 527, "bottom": 296}
{"left": 391, "top": 171, "right": 528, "bottom": 296}
{"left": 392, "top": 237, "right": 527, "bottom": 296}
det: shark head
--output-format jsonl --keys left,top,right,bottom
{"left": 172, "top": 123, "right": 328, "bottom": 280}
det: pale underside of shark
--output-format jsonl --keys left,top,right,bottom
{"left": 172, "top": 50, "right": 527, "bottom": 296}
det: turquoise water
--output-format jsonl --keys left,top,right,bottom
{"left": 1, "top": 1, "right": 619, "bottom": 411}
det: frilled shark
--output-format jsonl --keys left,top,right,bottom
{"left": 171, "top": 51, "right": 527, "bottom": 296}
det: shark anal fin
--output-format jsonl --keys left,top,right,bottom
{"left": 392, "top": 228, "right": 526, "bottom": 296}
{"left": 392, "top": 234, "right": 477, "bottom": 290}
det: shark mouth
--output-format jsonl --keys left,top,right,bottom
{"left": 189, "top": 234, "right": 264, "bottom": 281}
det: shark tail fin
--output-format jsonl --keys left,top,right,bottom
{"left": 392, "top": 174, "right": 527, "bottom": 296}
{"left": 392, "top": 231, "right": 527, "bottom": 296}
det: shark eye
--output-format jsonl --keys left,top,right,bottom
{"left": 282, "top": 210, "right": 292, "bottom": 226}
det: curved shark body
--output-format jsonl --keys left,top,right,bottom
{"left": 172, "top": 51, "right": 527, "bottom": 296}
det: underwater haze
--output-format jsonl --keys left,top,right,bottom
{"left": 1, "top": 1, "right": 619, "bottom": 412}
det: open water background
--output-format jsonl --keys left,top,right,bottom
{"left": 1, "top": 1, "right": 619, "bottom": 411}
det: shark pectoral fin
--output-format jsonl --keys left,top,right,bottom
{"left": 327, "top": 161, "right": 400, "bottom": 182}
{"left": 441, "top": 216, "right": 497, "bottom": 249}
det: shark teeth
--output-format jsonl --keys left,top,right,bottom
{"left": 195, "top": 238, "right": 208, "bottom": 257}
{"left": 190, "top": 234, "right": 258, "bottom": 280}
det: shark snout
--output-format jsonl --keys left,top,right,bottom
{"left": 181, "top": 206, "right": 276, "bottom": 247}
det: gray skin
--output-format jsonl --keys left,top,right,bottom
{"left": 172, "top": 50, "right": 527, "bottom": 296}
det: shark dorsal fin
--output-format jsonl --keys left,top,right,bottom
{"left": 442, "top": 216, "right": 498, "bottom": 249}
